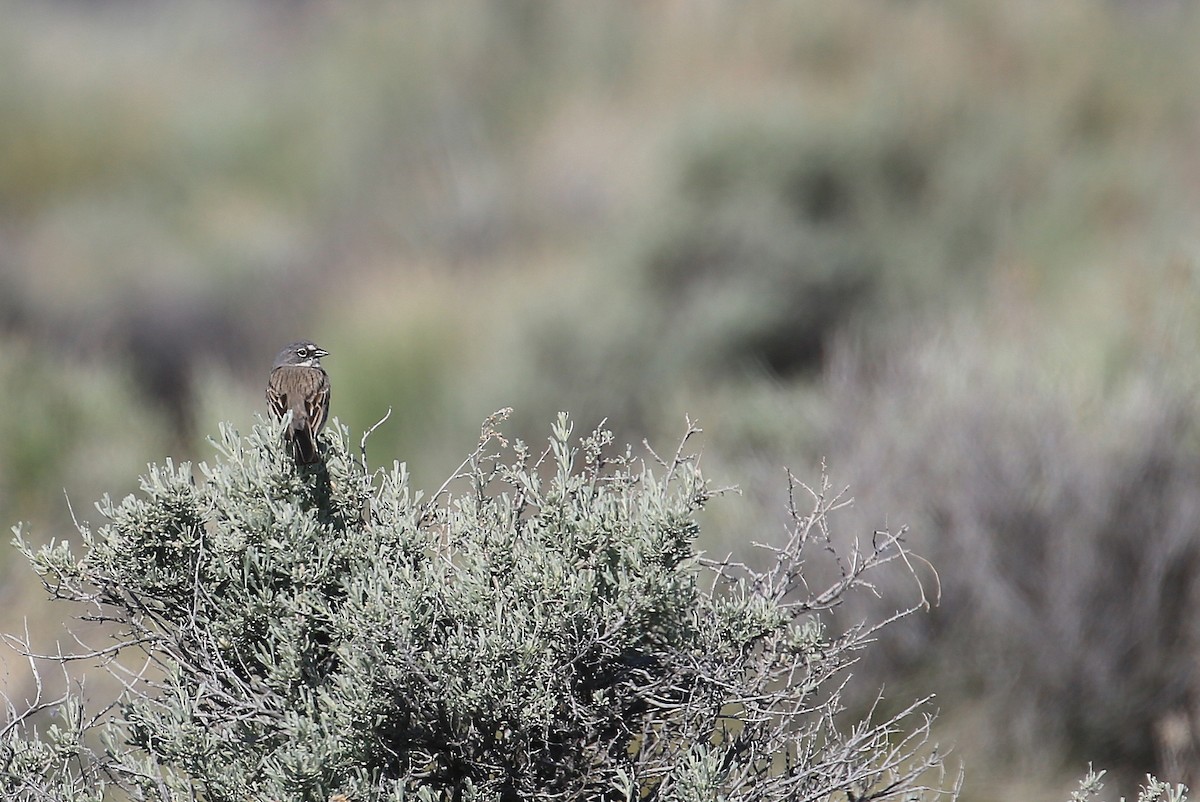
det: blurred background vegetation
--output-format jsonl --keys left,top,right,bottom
{"left": 2, "top": 1, "right": 1200, "bottom": 799}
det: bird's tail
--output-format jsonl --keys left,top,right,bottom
{"left": 289, "top": 422, "right": 321, "bottom": 464}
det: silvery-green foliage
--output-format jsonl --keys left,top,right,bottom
{"left": 4, "top": 412, "right": 956, "bottom": 802}
{"left": 1070, "top": 767, "right": 1189, "bottom": 802}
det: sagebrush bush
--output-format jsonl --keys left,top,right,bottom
{"left": 2, "top": 412, "right": 956, "bottom": 801}
{"left": 1070, "top": 766, "right": 1189, "bottom": 802}
{"left": 816, "top": 325, "right": 1200, "bottom": 790}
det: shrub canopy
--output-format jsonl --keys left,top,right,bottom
{"left": 3, "top": 412, "right": 953, "bottom": 802}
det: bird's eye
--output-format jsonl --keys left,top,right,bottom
{"left": 297, "top": 348, "right": 309, "bottom": 358}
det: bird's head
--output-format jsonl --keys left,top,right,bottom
{"left": 274, "top": 340, "right": 330, "bottom": 369}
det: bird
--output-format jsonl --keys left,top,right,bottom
{"left": 265, "top": 340, "right": 331, "bottom": 464}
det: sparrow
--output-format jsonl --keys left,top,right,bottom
{"left": 265, "top": 340, "right": 331, "bottom": 464}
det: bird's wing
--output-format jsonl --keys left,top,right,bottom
{"left": 305, "top": 370, "right": 331, "bottom": 437}
{"left": 265, "top": 370, "right": 289, "bottom": 420}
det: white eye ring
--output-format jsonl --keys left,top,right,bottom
{"left": 297, "top": 348, "right": 309, "bottom": 358}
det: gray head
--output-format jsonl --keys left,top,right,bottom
{"left": 273, "top": 340, "right": 329, "bottom": 369}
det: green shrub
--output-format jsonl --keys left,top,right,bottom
{"left": 3, "top": 413, "right": 954, "bottom": 801}
{"left": 816, "top": 322, "right": 1200, "bottom": 791}
{"left": 1070, "top": 766, "right": 1189, "bottom": 802}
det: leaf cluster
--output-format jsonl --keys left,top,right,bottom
{"left": 5, "top": 413, "right": 954, "bottom": 802}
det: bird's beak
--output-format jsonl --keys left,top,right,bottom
{"left": 316, "top": 348, "right": 330, "bottom": 358}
